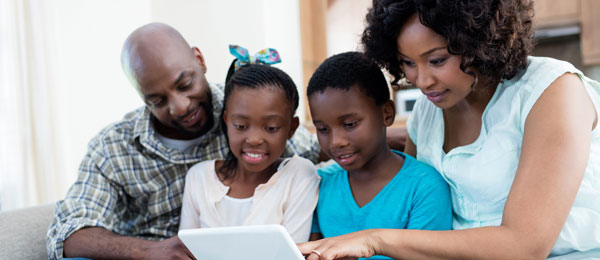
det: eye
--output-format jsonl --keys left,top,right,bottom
{"left": 315, "top": 126, "right": 329, "bottom": 134}
{"left": 430, "top": 58, "right": 447, "bottom": 66}
{"left": 146, "top": 98, "right": 165, "bottom": 108}
{"left": 400, "top": 59, "right": 415, "bottom": 67}
{"left": 343, "top": 120, "right": 359, "bottom": 129}
{"left": 177, "top": 81, "right": 193, "bottom": 91}
{"left": 265, "top": 126, "right": 281, "bottom": 133}
{"left": 233, "top": 124, "right": 247, "bottom": 130}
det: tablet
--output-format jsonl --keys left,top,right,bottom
{"left": 178, "top": 225, "right": 305, "bottom": 260}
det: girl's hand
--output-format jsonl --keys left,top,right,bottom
{"left": 297, "top": 230, "right": 378, "bottom": 260}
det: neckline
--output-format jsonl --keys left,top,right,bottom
{"left": 342, "top": 150, "right": 409, "bottom": 210}
{"left": 440, "top": 81, "right": 503, "bottom": 156}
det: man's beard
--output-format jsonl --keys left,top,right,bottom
{"left": 171, "top": 99, "right": 214, "bottom": 137}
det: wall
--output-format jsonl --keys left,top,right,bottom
{"left": 151, "top": 0, "right": 306, "bottom": 120}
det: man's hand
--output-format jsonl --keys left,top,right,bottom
{"left": 141, "top": 236, "right": 196, "bottom": 260}
{"left": 63, "top": 227, "right": 195, "bottom": 260}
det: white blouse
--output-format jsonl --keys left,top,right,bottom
{"left": 179, "top": 155, "right": 320, "bottom": 243}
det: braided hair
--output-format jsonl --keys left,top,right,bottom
{"left": 218, "top": 61, "right": 299, "bottom": 178}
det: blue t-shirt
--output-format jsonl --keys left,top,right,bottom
{"left": 312, "top": 150, "right": 452, "bottom": 260}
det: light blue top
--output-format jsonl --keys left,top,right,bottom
{"left": 312, "top": 150, "right": 452, "bottom": 260}
{"left": 407, "top": 56, "right": 600, "bottom": 256}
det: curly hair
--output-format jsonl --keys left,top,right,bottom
{"left": 361, "top": 0, "right": 535, "bottom": 87}
{"left": 219, "top": 62, "right": 299, "bottom": 179}
{"left": 307, "top": 51, "right": 389, "bottom": 106}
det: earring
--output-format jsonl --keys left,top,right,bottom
{"left": 470, "top": 74, "right": 479, "bottom": 90}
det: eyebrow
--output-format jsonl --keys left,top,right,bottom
{"left": 142, "top": 70, "right": 193, "bottom": 100}
{"left": 312, "top": 113, "right": 359, "bottom": 124}
{"left": 174, "top": 71, "right": 191, "bottom": 85}
{"left": 398, "top": 46, "right": 447, "bottom": 58}
{"left": 231, "top": 114, "right": 286, "bottom": 120}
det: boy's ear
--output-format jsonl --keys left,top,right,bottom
{"left": 287, "top": 116, "right": 300, "bottom": 139}
{"left": 382, "top": 100, "right": 396, "bottom": 127}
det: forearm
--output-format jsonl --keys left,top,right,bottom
{"left": 64, "top": 227, "right": 154, "bottom": 260}
{"left": 370, "top": 226, "right": 548, "bottom": 260}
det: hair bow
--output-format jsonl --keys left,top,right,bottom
{"left": 229, "top": 44, "right": 281, "bottom": 71}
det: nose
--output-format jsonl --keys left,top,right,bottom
{"left": 245, "top": 128, "right": 265, "bottom": 146}
{"left": 169, "top": 94, "right": 190, "bottom": 118}
{"left": 330, "top": 128, "right": 349, "bottom": 149}
{"left": 414, "top": 67, "right": 435, "bottom": 91}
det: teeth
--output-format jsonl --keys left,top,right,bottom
{"left": 246, "top": 153, "right": 264, "bottom": 158}
{"left": 185, "top": 112, "right": 197, "bottom": 123}
{"left": 339, "top": 154, "right": 353, "bottom": 159}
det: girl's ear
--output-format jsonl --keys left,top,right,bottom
{"left": 287, "top": 116, "right": 300, "bottom": 139}
{"left": 382, "top": 100, "right": 396, "bottom": 127}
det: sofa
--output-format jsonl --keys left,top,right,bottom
{"left": 0, "top": 203, "right": 55, "bottom": 259}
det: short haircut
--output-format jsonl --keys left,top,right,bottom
{"left": 307, "top": 51, "right": 389, "bottom": 106}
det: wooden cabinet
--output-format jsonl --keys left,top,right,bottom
{"left": 534, "top": 0, "right": 580, "bottom": 28}
{"left": 533, "top": 0, "right": 600, "bottom": 65}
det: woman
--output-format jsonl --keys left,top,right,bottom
{"left": 298, "top": 0, "right": 600, "bottom": 259}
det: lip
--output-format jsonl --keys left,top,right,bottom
{"left": 424, "top": 89, "right": 449, "bottom": 103}
{"left": 332, "top": 151, "right": 357, "bottom": 167}
{"left": 241, "top": 150, "right": 268, "bottom": 164}
{"left": 179, "top": 108, "right": 202, "bottom": 128}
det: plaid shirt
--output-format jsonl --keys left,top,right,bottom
{"left": 46, "top": 84, "right": 320, "bottom": 259}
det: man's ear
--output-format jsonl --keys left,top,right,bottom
{"left": 288, "top": 116, "right": 300, "bottom": 139}
{"left": 192, "top": 47, "right": 207, "bottom": 73}
{"left": 222, "top": 108, "right": 228, "bottom": 124}
{"left": 382, "top": 100, "right": 396, "bottom": 127}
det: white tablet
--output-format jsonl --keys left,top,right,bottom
{"left": 178, "top": 225, "right": 305, "bottom": 260}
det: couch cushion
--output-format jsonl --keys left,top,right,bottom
{"left": 0, "top": 203, "right": 55, "bottom": 260}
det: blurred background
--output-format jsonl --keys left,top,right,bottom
{"left": 1, "top": 0, "right": 599, "bottom": 211}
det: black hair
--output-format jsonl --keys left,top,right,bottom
{"left": 362, "top": 0, "right": 534, "bottom": 87}
{"left": 307, "top": 51, "right": 390, "bottom": 106}
{"left": 218, "top": 60, "right": 299, "bottom": 178}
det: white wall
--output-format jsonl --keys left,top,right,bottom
{"left": 151, "top": 0, "right": 306, "bottom": 120}
{"left": 326, "top": 0, "right": 371, "bottom": 56}
{"left": 46, "top": 0, "right": 151, "bottom": 195}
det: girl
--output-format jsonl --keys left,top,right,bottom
{"left": 179, "top": 57, "right": 320, "bottom": 243}
{"left": 299, "top": 0, "right": 600, "bottom": 259}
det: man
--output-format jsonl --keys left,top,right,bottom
{"left": 46, "top": 23, "right": 320, "bottom": 259}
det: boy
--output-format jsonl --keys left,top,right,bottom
{"left": 307, "top": 52, "right": 452, "bottom": 259}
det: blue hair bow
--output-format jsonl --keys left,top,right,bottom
{"left": 229, "top": 44, "right": 281, "bottom": 71}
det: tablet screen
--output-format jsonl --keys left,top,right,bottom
{"left": 178, "top": 225, "right": 305, "bottom": 260}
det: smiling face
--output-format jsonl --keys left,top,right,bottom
{"left": 396, "top": 14, "right": 476, "bottom": 110}
{"left": 223, "top": 86, "right": 299, "bottom": 175}
{"left": 136, "top": 47, "right": 213, "bottom": 139}
{"left": 309, "top": 84, "right": 393, "bottom": 172}
{"left": 122, "top": 24, "right": 213, "bottom": 140}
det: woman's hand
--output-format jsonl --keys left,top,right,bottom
{"left": 297, "top": 230, "right": 379, "bottom": 260}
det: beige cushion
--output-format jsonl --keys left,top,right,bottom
{"left": 0, "top": 203, "right": 55, "bottom": 260}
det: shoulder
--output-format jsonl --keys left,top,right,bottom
{"left": 187, "top": 160, "right": 217, "bottom": 179}
{"left": 399, "top": 152, "right": 447, "bottom": 186}
{"left": 87, "top": 107, "right": 146, "bottom": 155}
{"left": 284, "top": 156, "right": 319, "bottom": 180}
{"left": 317, "top": 162, "right": 345, "bottom": 179}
